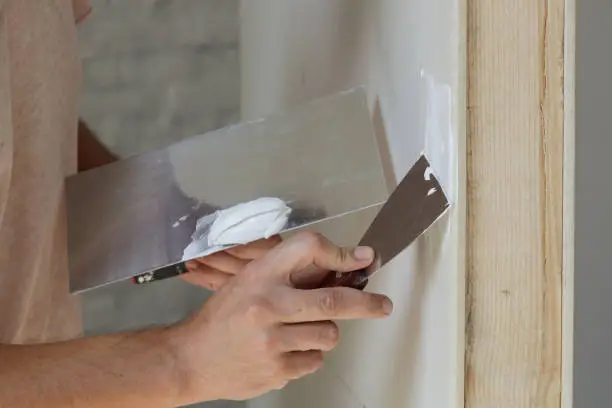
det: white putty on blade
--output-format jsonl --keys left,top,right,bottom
{"left": 172, "top": 214, "right": 190, "bottom": 228}
{"left": 181, "top": 212, "right": 219, "bottom": 261}
{"left": 182, "top": 243, "right": 224, "bottom": 261}
{"left": 208, "top": 197, "right": 291, "bottom": 246}
{"left": 181, "top": 197, "right": 291, "bottom": 261}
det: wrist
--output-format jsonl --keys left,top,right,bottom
{"left": 155, "top": 325, "right": 191, "bottom": 405}
{"left": 161, "top": 321, "right": 215, "bottom": 405}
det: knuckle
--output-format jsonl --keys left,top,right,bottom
{"left": 317, "top": 289, "right": 343, "bottom": 316}
{"left": 245, "top": 296, "right": 275, "bottom": 323}
{"left": 295, "top": 230, "right": 324, "bottom": 250}
{"left": 206, "top": 278, "right": 219, "bottom": 291}
{"left": 262, "top": 331, "right": 280, "bottom": 354}
{"left": 268, "top": 288, "right": 293, "bottom": 317}
{"left": 336, "top": 247, "right": 350, "bottom": 265}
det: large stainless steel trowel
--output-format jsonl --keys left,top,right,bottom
{"left": 66, "top": 88, "right": 390, "bottom": 293}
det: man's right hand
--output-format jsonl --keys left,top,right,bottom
{"left": 167, "top": 231, "right": 393, "bottom": 404}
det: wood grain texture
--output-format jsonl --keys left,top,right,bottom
{"left": 465, "top": 0, "right": 565, "bottom": 407}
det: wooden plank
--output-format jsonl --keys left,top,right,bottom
{"left": 562, "top": 1, "right": 575, "bottom": 407}
{"left": 465, "top": 0, "right": 566, "bottom": 407}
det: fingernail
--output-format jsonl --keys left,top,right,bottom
{"left": 353, "top": 246, "right": 374, "bottom": 261}
{"left": 382, "top": 298, "right": 394, "bottom": 315}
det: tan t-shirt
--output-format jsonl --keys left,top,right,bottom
{"left": 0, "top": 0, "right": 90, "bottom": 343}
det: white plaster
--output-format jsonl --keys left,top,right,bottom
{"left": 208, "top": 197, "right": 291, "bottom": 246}
{"left": 180, "top": 212, "right": 218, "bottom": 261}
{"left": 181, "top": 198, "right": 290, "bottom": 261}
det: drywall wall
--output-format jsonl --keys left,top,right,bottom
{"left": 240, "top": 1, "right": 465, "bottom": 407}
{"left": 574, "top": 0, "right": 612, "bottom": 406}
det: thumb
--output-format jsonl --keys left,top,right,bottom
{"left": 266, "top": 231, "right": 375, "bottom": 280}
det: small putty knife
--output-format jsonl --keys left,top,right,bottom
{"left": 320, "top": 154, "right": 451, "bottom": 289}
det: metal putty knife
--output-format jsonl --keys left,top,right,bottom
{"left": 66, "top": 88, "right": 388, "bottom": 293}
{"left": 320, "top": 154, "right": 451, "bottom": 290}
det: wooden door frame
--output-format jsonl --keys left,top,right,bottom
{"left": 465, "top": 0, "right": 574, "bottom": 407}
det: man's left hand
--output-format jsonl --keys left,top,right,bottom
{"left": 182, "top": 236, "right": 282, "bottom": 291}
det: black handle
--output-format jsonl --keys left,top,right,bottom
{"left": 318, "top": 268, "right": 369, "bottom": 290}
{"left": 318, "top": 252, "right": 381, "bottom": 290}
{"left": 135, "top": 256, "right": 377, "bottom": 289}
{"left": 132, "top": 262, "right": 189, "bottom": 285}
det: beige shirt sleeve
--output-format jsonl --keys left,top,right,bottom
{"left": 0, "top": 3, "right": 13, "bottom": 252}
{"left": 0, "top": 0, "right": 84, "bottom": 344}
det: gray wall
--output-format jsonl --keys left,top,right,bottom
{"left": 575, "top": 0, "right": 612, "bottom": 406}
{"left": 78, "top": 2, "right": 241, "bottom": 407}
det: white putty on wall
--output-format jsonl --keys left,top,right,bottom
{"left": 421, "top": 69, "right": 456, "bottom": 204}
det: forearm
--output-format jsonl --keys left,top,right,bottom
{"left": 0, "top": 327, "right": 189, "bottom": 408}
{"left": 77, "top": 120, "right": 118, "bottom": 172}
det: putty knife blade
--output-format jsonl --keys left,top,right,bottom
{"left": 320, "top": 154, "right": 451, "bottom": 289}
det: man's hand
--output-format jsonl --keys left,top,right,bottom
{"left": 0, "top": 232, "right": 391, "bottom": 407}
{"left": 168, "top": 231, "right": 393, "bottom": 404}
{"left": 182, "top": 236, "right": 282, "bottom": 291}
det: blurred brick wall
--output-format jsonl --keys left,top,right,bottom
{"left": 78, "top": 0, "right": 240, "bottom": 157}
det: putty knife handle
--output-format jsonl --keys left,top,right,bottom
{"left": 319, "top": 251, "right": 381, "bottom": 290}
{"left": 319, "top": 268, "right": 369, "bottom": 290}
{"left": 132, "top": 262, "right": 189, "bottom": 285}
